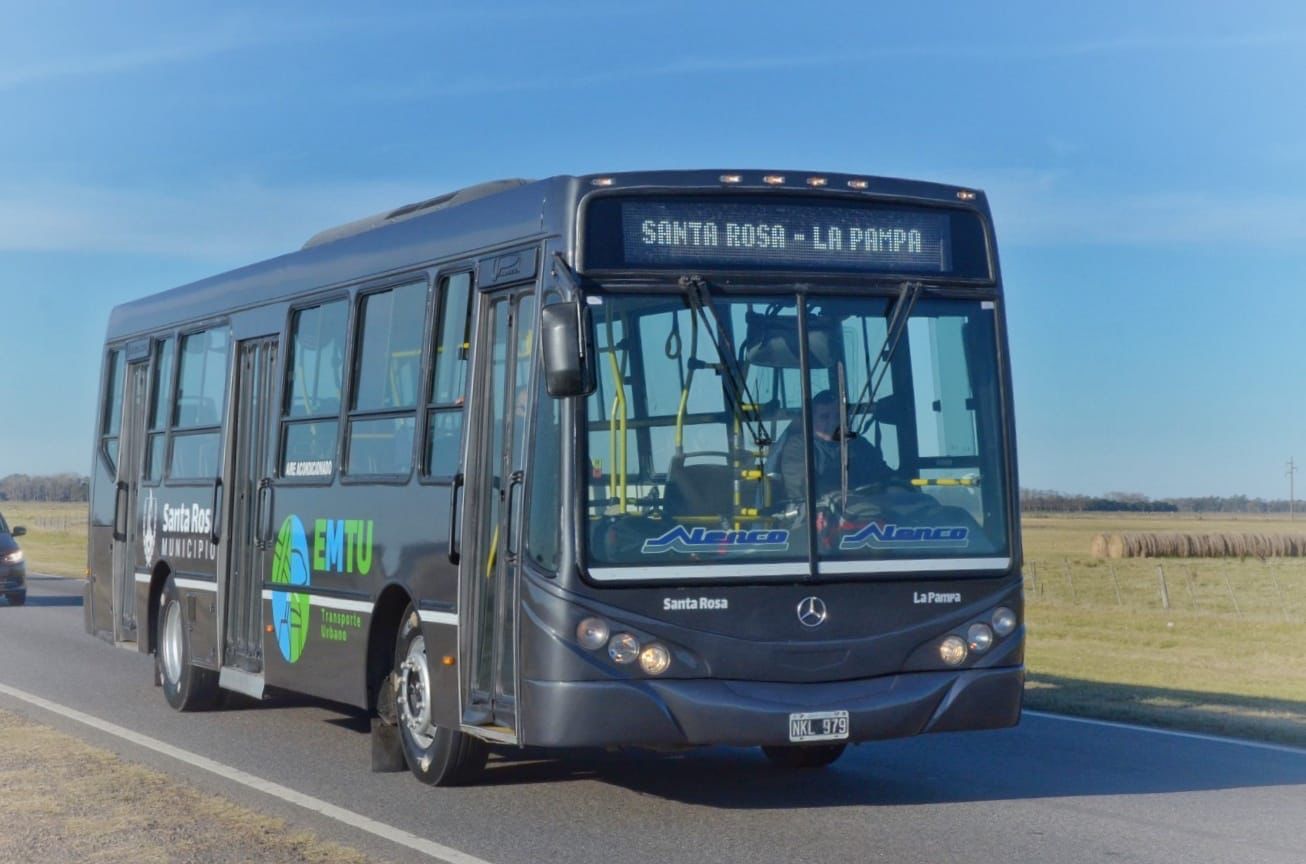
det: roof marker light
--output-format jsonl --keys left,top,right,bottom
{"left": 806, "top": 177, "right": 828, "bottom": 187}
{"left": 847, "top": 179, "right": 869, "bottom": 190}
{"left": 719, "top": 174, "right": 743, "bottom": 184}
{"left": 591, "top": 177, "right": 615, "bottom": 187}
{"left": 957, "top": 189, "right": 977, "bottom": 201}
{"left": 762, "top": 174, "right": 785, "bottom": 185}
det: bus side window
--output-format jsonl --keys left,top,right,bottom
{"left": 169, "top": 328, "right": 229, "bottom": 481}
{"left": 424, "top": 272, "right": 472, "bottom": 478}
{"left": 144, "top": 337, "right": 175, "bottom": 482}
{"left": 281, "top": 299, "right": 347, "bottom": 479}
{"left": 100, "top": 348, "right": 126, "bottom": 472}
{"left": 347, "top": 281, "right": 426, "bottom": 476}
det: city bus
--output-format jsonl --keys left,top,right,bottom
{"left": 86, "top": 170, "right": 1024, "bottom": 785}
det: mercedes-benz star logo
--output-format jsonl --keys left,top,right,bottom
{"left": 797, "top": 596, "right": 828, "bottom": 629}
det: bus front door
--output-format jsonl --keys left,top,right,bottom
{"left": 220, "top": 336, "right": 278, "bottom": 682}
{"left": 111, "top": 359, "right": 149, "bottom": 644}
{"left": 463, "top": 289, "right": 536, "bottom": 732}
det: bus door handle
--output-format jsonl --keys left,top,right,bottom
{"left": 505, "top": 471, "right": 524, "bottom": 559}
{"left": 255, "top": 479, "right": 274, "bottom": 549}
{"left": 448, "top": 473, "right": 464, "bottom": 565}
{"left": 209, "top": 477, "right": 224, "bottom": 546}
{"left": 112, "top": 480, "right": 128, "bottom": 542}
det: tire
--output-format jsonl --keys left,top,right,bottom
{"left": 4, "top": 590, "right": 25, "bottom": 607}
{"left": 394, "top": 605, "right": 486, "bottom": 786}
{"left": 156, "top": 576, "right": 218, "bottom": 711}
{"left": 761, "top": 743, "right": 847, "bottom": 770}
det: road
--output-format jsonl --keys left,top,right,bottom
{"left": 2, "top": 577, "right": 1304, "bottom": 864}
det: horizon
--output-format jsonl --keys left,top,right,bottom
{"left": 1, "top": 2, "right": 1304, "bottom": 499}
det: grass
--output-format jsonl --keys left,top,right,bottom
{"left": 1022, "top": 512, "right": 1306, "bottom": 745}
{"left": 0, "top": 501, "right": 88, "bottom": 578}
{"left": 0, "top": 708, "right": 386, "bottom": 864}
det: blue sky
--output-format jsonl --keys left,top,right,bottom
{"left": 0, "top": 1, "right": 1303, "bottom": 498}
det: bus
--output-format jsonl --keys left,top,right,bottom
{"left": 86, "top": 170, "right": 1023, "bottom": 785}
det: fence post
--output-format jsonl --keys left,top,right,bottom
{"left": 1157, "top": 563, "right": 1171, "bottom": 610}
{"left": 1063, "top": 558, "right": 1076, "bottom": 604}
{"left": 1108, "top": 563, "right": 1122, "bottom": 605}
{"left": 1221, "top": 565, "right": 1242, "bottom": 618}
{"left": 1268, "top": 562, "right": 1290, "bottom": 623}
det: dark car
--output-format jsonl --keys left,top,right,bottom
{"left": 0, "top": 511, "right": 27, "bottom": 606}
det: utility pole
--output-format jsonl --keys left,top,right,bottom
{"left": 1289, "top": 458, "right": 1297, "bottom": 520}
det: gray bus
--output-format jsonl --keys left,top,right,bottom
{"left": 86, "top": 170, "right": 1023, "bottom": 785}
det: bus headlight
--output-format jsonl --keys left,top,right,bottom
{"left": 608, "top": 633, "right": 640, "bottom": 665}
{"left": 577, "top": 617, "right": 610, "bottom": 651}
{"left": 967, "top": 623, "right": 994, "bottom": 653}
{"left": 2, "top": 549, "right": 23, "bottom": 565}
{"left": 992, "top": 607, "right": 1017, "bottom": 637}
{"left": 638, "top": 643, "right": 671, "bottom": 676}
{"left": 939, "top": 636, "right": 968, "bottom": 666}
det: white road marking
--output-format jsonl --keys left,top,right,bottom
{"left": 1025, "top": 710, "right": 1306, "bottom": 756}
{"left": 0, "top": 682, "right": 493, "bottom": 864}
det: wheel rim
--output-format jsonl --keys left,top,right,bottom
{"left": 161, "top": 599, "right": 183, "bottom": 685}
{"left": 398, "top": 635, "right": 435, "bottom": 749}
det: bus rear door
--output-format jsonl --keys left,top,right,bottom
{"left": 218, "top": 335, "right": 279, "bottom": 695}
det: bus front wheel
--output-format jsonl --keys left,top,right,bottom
{"left": 394, "top": 606, "right": 487, "bottom": 786}
{"left": 761, "top": 744, "right": 847, "bottom": 770}
{"left": 156, "top": 576, "right": 217, "bottom": 711}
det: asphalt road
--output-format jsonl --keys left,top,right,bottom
{"left": 2, "top": 577, "right": 1304, "bottom": 864}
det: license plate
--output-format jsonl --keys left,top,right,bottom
{"left": 788, "top": 710, "right": 849, "bottom": 743}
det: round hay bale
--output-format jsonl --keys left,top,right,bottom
{"left": 1090, "top": 534, "right": 1109, "bottom": 559}
{"left": 1108, "top": 534, "right": 1126, "bottom": 559}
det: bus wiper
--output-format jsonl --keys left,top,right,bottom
{"left": 836, "top": 360, "right": 851, "bottom": 511}
{"left": 853, "top": 281, "right": 923, "bottom": 438}
{"left": 680, "top": 276, "right": 772, "bottom": 450}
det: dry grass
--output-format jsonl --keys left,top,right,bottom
{"left": 0, "top": 501, "right": 88, "bottom": 577}
{"left": 1023, "top": 512, "right": 1306, "bottom": 745}
{"left": 0, "top": 708, "right": 387, "bottom": 864}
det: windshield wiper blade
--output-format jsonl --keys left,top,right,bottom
{"left": 853, "top": 281, "right": 923, "bottom": 437}
{"left": 679, "top": 275, "right": 772, "bottom": 450}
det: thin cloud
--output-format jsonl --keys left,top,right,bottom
{"left": 0, "top": 178, "right": 468, "bottom": 261}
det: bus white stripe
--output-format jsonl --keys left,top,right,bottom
{"left": 134, "top": 571, "right": 151, "bottom": 583}
{"left": 258, "top": 590, "right": 373, "bottom": 614}
{"left": 419, "top": 610, "right": 458, "bottom": 626}
{"left": 818, "top": 557, "right": 1012, "bottom": 575}
{"left": 0, "top": 682, "right": 495, "bottom": 864}
{"left": 175, "top": 578, "right": 217, "bottom": 592}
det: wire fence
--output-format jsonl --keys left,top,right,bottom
{"left": 1024, "top": 556, "right": 1306, "bottom": 623}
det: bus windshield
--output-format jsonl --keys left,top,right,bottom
{"left": 584, "top": 289, "right": 1010, "bottom": 577}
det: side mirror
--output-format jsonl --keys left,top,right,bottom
{"left": 540, "top": 301, "right": 596, "bottom": 398}
{"left": 11, "top": 526, "right": 25, "bottom": 537}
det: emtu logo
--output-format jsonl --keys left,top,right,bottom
{"left": 271, "top": 515, "right": 312, "bottom": 663}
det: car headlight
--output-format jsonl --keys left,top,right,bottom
{"left": 1, "top": 549, "right": 22, "bottom": 565}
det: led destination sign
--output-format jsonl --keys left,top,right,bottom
{"left": 584, "top": 196, "right": 990, "bottom": 278}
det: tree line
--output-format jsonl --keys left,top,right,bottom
{"left": 0, "top": 474, "right": 89, "bottom": 502}
{"left": 1021, "top": 488, "right": 1302, "bottom": 514}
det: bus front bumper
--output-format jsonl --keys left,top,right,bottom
{"left": 521, "top": 665, "right": 1023, "bottom": 748}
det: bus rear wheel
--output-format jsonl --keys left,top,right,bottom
{"left": 156, "top": 576, "right": 217, "bottom": 711}
{"left": 761, "top": 743, "right": 847, "bottom": 770}
{"left": 394, "top": 606, "right": 487, "bottom": 786}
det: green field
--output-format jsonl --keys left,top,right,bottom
{"left": 1022, "top": 512, "right": 1306, "bottom": 744}
{"left": 0, "top": 502, "right": 87, "bottom": 578}
{"left": 4, "top": 503, "right": 1304, "bottom": 744}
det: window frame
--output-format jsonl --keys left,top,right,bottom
{"left": 165, "top": 322, "right": 232, "bottom": 486}
{"left": 98, "top": 345, "right": 127, "bottom": 475}
{"left": 141, "top": 333, "right": 179, "bottom": 487}
{"left": 341, "top": 274, "right": 433, "bottom": 484}
{"left": 419, "top": 265, "right": 477, "bottom": 485}
{"left": 276, "top": 290, "right": 353, "bottom": 487}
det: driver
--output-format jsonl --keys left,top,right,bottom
{"left": 771, "top": 389, "right": 891, "bottom": 505}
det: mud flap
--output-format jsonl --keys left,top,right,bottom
{"left": 371, "top": 673, "right": 407, "bottom": 773}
